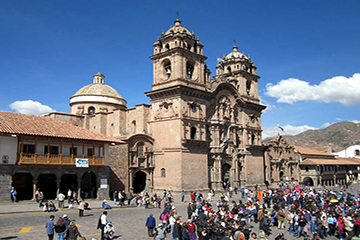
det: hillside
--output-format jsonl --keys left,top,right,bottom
{"left": 263, "top": 121, "right": 360, "bottom": 152}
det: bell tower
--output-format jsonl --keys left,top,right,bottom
{"left": 146, "top": 19, "right": 210, "bottom": 192}
{"left": 150, "top": 19, "right": 208, "bottom": 91}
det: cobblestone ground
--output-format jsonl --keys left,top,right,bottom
{"left": 0, "top": 194, "right": 350, "bottom": 239}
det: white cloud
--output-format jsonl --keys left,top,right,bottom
{"left": 352, "top": 120, "right": 360, "bottom": 124}
{"left": 262, "top": 124, "right": 317, "bottom": 139}
{"left": 9, "top": 100, "right": 56, "bottom": 115}
{"left": 265, "top": 73, "right": 360, "bottom": 106}
{"left": 321, "top": 122, "right": 331, "bottom": 128}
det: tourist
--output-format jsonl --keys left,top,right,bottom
{"left": 97, "top": 211, "right": 108, "bottom": 240}
{"left": 45, "top": 215, "right": 55, "bottom": 240}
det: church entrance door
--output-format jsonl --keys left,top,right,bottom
{"left": 222, "top": 164, "right": 231, "bottom": 189}
{"left": 133, "top": 171, "right": 147, "bottom": 193}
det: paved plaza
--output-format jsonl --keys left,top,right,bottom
{"left": 0, "top": 193, "right": 343, "bottom": 240}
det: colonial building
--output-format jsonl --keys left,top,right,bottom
{"left": 296, "top": 146, "right": 360, "bottom": 186}
{"left": 46, "top": 18, "right": 267, "bottom": 193}
{"left": 264, "top": 136, "right": 300, "bottom": 188}
{"left": 0, "top": 111, "right": 121, "bottom": 201}
{"left": 335, "top": 145, "right": 360, "bottom": 158}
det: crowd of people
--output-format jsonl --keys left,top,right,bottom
{"left": 147, "top": 185, "right": 360, "bottom": 240}
{"left": 36, "top": 183, "right": 360, "bottom": 240}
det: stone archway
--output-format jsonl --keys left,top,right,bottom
{"left": 12, "top": 173, "right": 33, "bottom": 200}
{"left": 303, "top": 177, "right": 314, "bottom": 186}
{"left": 37, "top": 173, "right": 57, "bottom": 200}
{"left": 81, "top": 172, "right": 97, "bottom": 199}
{"left": 60, "top": 174, "right": 78, "bottom": 194}
{"left": 133, "top": 171, "right": 147, "bottom": 193}
{"left": 222, "top": 164, "right": 231, "bottom": 189}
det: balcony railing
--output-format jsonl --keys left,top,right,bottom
{"left": 18, "top": 153, "right": 105, "bottom": 166}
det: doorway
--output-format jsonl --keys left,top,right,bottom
{"left": 12, "top": 173, "right": 33, "bottom": 200}
{"left": 133, "top": 171, "right": 147, "bottom": 193}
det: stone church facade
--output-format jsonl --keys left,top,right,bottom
{"left": 48, "top": 19, "right": 298, "bottom": 193}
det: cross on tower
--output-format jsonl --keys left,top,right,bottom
{"left": 176, "top": 11, "right": 180, "bottom": 19}
{"left": 233, "top": 39, "right": 237, "bottom": 46}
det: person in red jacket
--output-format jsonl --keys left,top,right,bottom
{"left": 187, "top": 219, "right": 196, "bottom": 240}
{"left": 337, "top": 215, "right": 345, "bottom": 239}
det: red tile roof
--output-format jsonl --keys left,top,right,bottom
{"left": 0, "top": 111, "right": 122, "bottom": 143}
{"left": 294, "top": 146, "right": 335, "bottom": 157}
{"left": 300, "top": 158, "right": 360, "bottom": 165}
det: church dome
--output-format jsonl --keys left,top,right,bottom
{"left": 73, "top": 83, "right": 123, "bottom": 99}
{"left": 225, "top": 45, "right": 248, "bottom": 60}
{"left": 70, "top": 72, "right": 127, "bottom": 106}
{"left": 163, "top": 19, "right": 193, "bottom": 38}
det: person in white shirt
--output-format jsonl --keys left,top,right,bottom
{"left": 97, "top": 211, "right": 108, "bottom": 240}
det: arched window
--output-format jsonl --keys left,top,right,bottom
{"left": 190, "top": 102, "right": 197, "bottom": 112}
{"left": 186, "top": 61, "right": 194, "bottom": 78}
{"left": 137, "top": 143, "right": 144, "bottom": 156}
{"left": 163, "top": 59, "right": 171, "bottom": 78}
{"left": 161, "top": 168, "right": 166, "bottom": 177}
{"left": 88, "top": 106, "right": 95, "bottom": 114}
{"left": 165, "top": 44, "right": 170, "bottom": 50}
{"left": 246, "top": 81, "right": 251, "bottom": 94}
{"left": 251, "top": 134, "right": 256, "bottom": 145}
{"left": 227, "top": 67, "right": 231, "bottom": 73}
{"left": 355, "top": 149, "right": 360, "bottom": 156}
{"left": 223, "top": 125, "right": 228, "bottom": 139}
{"left": 131, "top": 120, "right": 136, "bottom": 134}
{"left": 191, "top": 127, "right": 197, "bottom": 140}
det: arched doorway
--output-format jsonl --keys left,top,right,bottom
{"left": 81, "top": 172, "right": 97, "bottom": 199}
{"left": 133, "top": 171, "right": 147, "bottom": 193}
{"left": 222, "top": 164, "right": 231, "bottom": 189}
{"left": 37, "top": 174, "right": 57, "bottom": 200}
{"left": 60, "top": 174, "right": 78, "bottom": 194}
{"left": 12, "top": 173, "right": 33, "bottom": 200}
{"left": 303, "top": 177, "right": 314, "bottom": 186}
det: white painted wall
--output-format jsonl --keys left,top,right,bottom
{"left": 335, "top": 145, "right": 360, "bottom": 158}
{"left": 0, "top": 135, "right": 18, "bottom": 165}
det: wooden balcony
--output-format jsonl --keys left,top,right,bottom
{"left": 18, "top": 153, "right": 105, "bottom": 166}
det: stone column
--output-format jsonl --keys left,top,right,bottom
{"left": 56, "top": 179, "right": 61, "bottom": 196}
{"left": 77, "top": 176, "right": 82, "bottom": 199}
{"left": 129, "top": 169, "right": 134, "bottom": 192}
{"left": 32, "top": 180, "right": 38, "bottom": 201}
{"left": 214, "top": 156, "right": 222, "bottom": 191}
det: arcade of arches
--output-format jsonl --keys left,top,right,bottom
{"left": 7, "top": 166, "right": 108, "bottom": 201}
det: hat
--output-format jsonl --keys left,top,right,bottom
{"left": 62, "top": 214, "right": 68, "bottom": 218}
{"left": 347, "top": 216, "right": 353, "bottom": 220}
{"left": 172, "top": 206, "right": 176, "bottom": 210}
{"left": 258, "top": 230, "right": 266, "bottom": 238}
{"left": 158, "top": 224, "right": 163, "bottom": 227}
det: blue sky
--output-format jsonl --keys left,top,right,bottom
{"left": 1, "top": 0, "right": 359, "bottom": 138}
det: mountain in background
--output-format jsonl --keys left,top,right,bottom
{"left": 263, "top": 121, "right": 360, "bottom": 152}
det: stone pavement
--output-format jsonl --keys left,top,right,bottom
{"left": 0, "top": 192, "right": 344, "bottom": 240}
